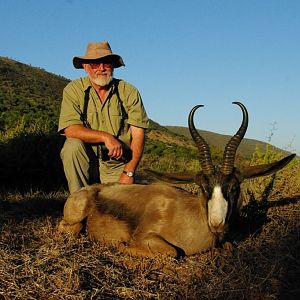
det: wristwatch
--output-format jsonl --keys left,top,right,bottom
{"left": 123, "top": 170, "right": 135, "bottom": 177}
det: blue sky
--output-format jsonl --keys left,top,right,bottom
{"left": 1, "top": 0, "right": 299, "bottom": 152}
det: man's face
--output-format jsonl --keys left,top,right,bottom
{"left": 83, "top": 61, "right": 114, "bottom": 87}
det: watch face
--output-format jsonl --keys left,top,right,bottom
{"left": 124, "top": 171, "right": 134, "bottom": 177}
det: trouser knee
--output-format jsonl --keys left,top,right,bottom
{"left": 61, "top": 138, "right": 87, "bottom": 161}
{"left": 60, "top": 138, "right": 99, "bottom": 193}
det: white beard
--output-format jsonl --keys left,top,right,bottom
{"left": 92, "top": 75, "right": 113, "bottom": 87}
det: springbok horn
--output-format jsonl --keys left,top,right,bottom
{"left": 220, "top": 102, "right": 249, "bottom": 175}
{"left": 188, "top": 105, "right": 214, "bottom": 174}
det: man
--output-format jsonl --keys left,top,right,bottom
{"left": 58, "top": 41, "right": 149, "bottom": 193}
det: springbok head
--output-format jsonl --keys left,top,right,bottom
{"left": 147, "top": 102, "right": 295, "bottom": 240}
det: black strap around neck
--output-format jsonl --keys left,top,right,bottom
{"left": 81, "top": 80, "right": 125, "bottom": 137}
{"left": 80, "top": 86, "right": 92, "bottom": 128}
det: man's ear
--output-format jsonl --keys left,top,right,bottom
{"left": 238, "top": 154, "right": 296, "bottom": 181}
{"left": 82, "top": 63, "right": 89, "bottom": 72}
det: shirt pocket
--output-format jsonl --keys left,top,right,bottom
{"left": 107, "top": 99, "right": 128, "bottom": 136}
{"left": 108, "top": 112, "right": 124, "bottom": 136}
{"left": 87, "top": 111, "right": 100, "bottom": 130}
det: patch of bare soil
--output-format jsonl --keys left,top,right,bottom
{"left": 0, "top": 189, "right": 299, "bottom": 299}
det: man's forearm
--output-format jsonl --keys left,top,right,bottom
{"left": 124, "top": 126, "right": 145, "bottom": 172}
{"left": 64, "top": 124, "right": 130, "bottom": 160}
{"left": 64, "top": 124, "right": 110, "bottom": 144}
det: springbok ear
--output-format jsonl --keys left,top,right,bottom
{"left": 145, "top": 169, "right": 196, "bottom": 184}
{"left": 239, "top": 153, "right": 296, "bottom": 180}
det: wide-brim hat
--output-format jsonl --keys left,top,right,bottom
{"left": 73, "top": 41, "right": 125, "bottom": 69}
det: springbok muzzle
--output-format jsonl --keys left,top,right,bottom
{"left": 207, "top": 186, "right": 228, "bottom": 234}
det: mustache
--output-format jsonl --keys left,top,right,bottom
{"left": 95, "top": 70, "right": 108, "bottom": 75}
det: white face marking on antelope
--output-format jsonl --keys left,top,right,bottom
{"left": 207, "top": 185, "right": 228, "bottom": 232}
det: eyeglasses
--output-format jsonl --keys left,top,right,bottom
{"left": 89, "top": 62, "right": 113, "bottom": 70}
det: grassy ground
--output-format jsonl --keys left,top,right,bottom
{"left": 0, "top": 173, "right": 299, "bottom": 299}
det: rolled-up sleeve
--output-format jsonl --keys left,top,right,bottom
{"left": 121, "top": 83, "right": 149, "bottom": 129}
{"left": 58, "top": 83, "right": 84, "bottom": 133}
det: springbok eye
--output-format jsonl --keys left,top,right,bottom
{"left": 230, "top": 183, "right": 239, "bottom": 194}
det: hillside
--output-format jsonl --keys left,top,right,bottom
{"left": 0, "top": 56, "right": 69, "bottom": 131}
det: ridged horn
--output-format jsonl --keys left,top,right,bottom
{"left": 188, "top": 105, "right": 214, "bottom": 174}
{"left": 220, "top": 102, "right": 248, "bottom": 175}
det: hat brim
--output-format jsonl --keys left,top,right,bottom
{"left": 73, "top": 54, "right": 125, "bottom": 69}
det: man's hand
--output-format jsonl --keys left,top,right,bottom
{"left": 103, "top": 134, "right": 123, "bottom": 160}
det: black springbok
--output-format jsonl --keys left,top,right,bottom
{"left": 58, "top": 102, "right": 295, "bottom": 257}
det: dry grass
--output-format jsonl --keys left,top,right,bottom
{"left": 1, "top": 173, "right": 300, "bottom": 299}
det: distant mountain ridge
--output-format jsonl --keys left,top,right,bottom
{"left": 0, "top": 56, "right": 286, "bottom": 159}
{"left": 165, "top": 126, "right": 274, "bottom": 159}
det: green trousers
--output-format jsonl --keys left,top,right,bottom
{"left": 60, "top": 138, "right": 125, "bottom": 193}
